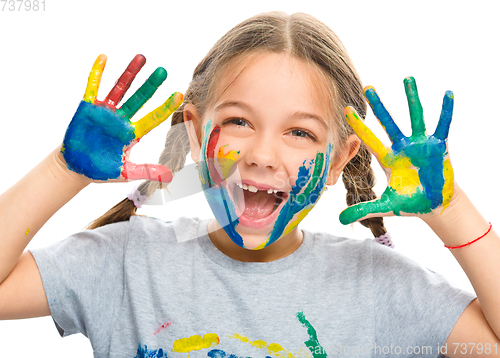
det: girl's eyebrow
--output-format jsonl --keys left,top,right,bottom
{"left": 214, "top": 100, "right": 254, "bottom": 114}
{"left": 290, "top": 111, "right": 328, "bottom": 130}
{"left": 214, "top": 100, "right": 327, "bottom": 129}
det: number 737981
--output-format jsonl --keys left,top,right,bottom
{"left": 1, "top": 0, "right": 45, "bottom": 11}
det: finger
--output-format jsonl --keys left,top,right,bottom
{"left": 83, "top": 54, "right": 107, "bottom": 103}
{"left": 403, "top": 76, "right": 426, "bottom": 138}
{"left": 116, "top": 67, "right": 168, "bottom": 119}
{"left": 121, "top": 161, "right": 173, "bottom": 183}
{"left": 339, "top": 196, "right": 393, "bottom": 225}
{"left": 344, "top": 106, "right": 390, "bottom": 160}
{"left": 104, "top": 54, "right": 147, "bottom": 108}
{"left": 364, "top": 86, "right": 406, "bottom": 144}
{"left": 433, "top": 90, "right": 454, "bottom": 141}
{"left": 132, "top": 92, "right": 184, "bottom": 140}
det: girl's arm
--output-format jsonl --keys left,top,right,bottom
{"left": 0, "top": 147, "right": 89, "bottom": 318}
{"left": 0, "top": 54, "right": 182, "bottom": 320}
{"left": 341, "top": 77, "right": 500, "bottom": 356}
{"left": 424, "top": 187, "right": 500, "bottom": 353}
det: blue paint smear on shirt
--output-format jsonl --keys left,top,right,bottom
{"left": 63, "top": 101, "right": 135, "bottom": 180}
{"left": 207, "top": 348, "right": 257, "bottom": 358}
{"left": 135, "top": 343, "right": 166, "bottom": 358}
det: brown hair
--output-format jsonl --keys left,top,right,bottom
{"left": 87, "top": 11, "right": 386, "bottom": 237}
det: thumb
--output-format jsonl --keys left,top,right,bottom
{"left": 121, "top": 161, "right": 173, "bottom": 183}
{"left": 339, "top": 197, "right": 392, "bottom": 225}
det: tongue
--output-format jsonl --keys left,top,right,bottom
{"left": 242, "top": 190, "right": 277, "bottom": 219}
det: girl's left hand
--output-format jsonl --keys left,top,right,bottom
{"left": 340, "top": 76, "right": 456, "bottom": 225}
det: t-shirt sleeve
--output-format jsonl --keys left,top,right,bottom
{"left": 29, "top": 220, "right": 131, "bottom": 347}
{"left": 371, "top": 241, "right": 476, "bottom": 358}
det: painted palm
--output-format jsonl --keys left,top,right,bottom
{"left": 62, "top": 54, "right": 183, "bottom": 182}
{"left": 340, "top": 77, "right": 454, "bottom": 225}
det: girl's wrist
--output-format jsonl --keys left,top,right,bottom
{"left": 421, "top": 185, "right": 490, "bottom": 248}
{"left": 51, "top": 144, "right": 92, "bottom": 188}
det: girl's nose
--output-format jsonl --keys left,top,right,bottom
{"left": 243, "top": 135, "right": 280, "bottom": 170}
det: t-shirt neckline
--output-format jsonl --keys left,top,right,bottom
{"left": 196, "top": 218, "right": 314, "bottom": 274}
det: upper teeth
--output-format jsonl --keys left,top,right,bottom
{"left": 236, "top": 183, "right": 279, "bottom": 194}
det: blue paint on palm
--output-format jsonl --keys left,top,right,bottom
{"left": 403, "top": 135, "right": 447, "bottom": 209}
{"left": 63, "top": 101, "right": 135, "bottom": 180}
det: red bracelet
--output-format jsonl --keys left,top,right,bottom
{"left": 444, "top": 223, "right": 492, "bottom": 249}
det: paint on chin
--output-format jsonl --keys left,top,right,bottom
{"left": 199, "top": 120, "right": 333, "bottom": 250}
{"left": 254, "top": 143, "right": 332, "bottom": 250}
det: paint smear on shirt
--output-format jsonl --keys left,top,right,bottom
{"left": 297, "top": 312, "right": 327, "bottom": 358}
{"left": 228, "top": 333, "right": 289, "bottom": 357}
{"left": 172, "top": 333, "right": 220, "bottom": 355}
{"left": 135, "top": 343, "right": 165, "bottom": 358}
{"left": 153, "top": 322, "right": 172, "bottom": 336}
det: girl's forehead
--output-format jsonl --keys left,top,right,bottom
{"left": 208, "top": 52, "right": 334, "bottom": 125}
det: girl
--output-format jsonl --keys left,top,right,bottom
{"left": 0, "top": 10, "right": 498, "bottom": 358}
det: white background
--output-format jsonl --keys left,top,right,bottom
{"left": 0, "top": 0, "right": 499, "bottom": 356}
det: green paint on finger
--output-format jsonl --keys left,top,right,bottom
{"left": 339, "top": 186, "right": 434, "bottom": 225}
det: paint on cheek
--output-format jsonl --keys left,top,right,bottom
{"left": 172, "top": 333, "right": 220, "bottom": 354}
{"left": 257, "top": 144, "right": 332, "bottom": 249}
{"left": 217, "top": 144, "right": 239, "bottom": 179}
{"left": 63, "top": 101, "right": 135, "bottom": 180}
{"left": 199, "top": 121, "right": 244, "bottom": 247}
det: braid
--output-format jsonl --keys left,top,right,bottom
{"left": 342, "top": 143, "right": 387, "bottom": 238}
{"left": 138, "top": 104, "right": 191, "bottom": 197}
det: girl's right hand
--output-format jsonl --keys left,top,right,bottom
{"left": 61, "top": 54, "right": 183, "bottom": 183}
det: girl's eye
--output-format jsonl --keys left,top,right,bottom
{"left": 225, "top": 118, "right": 249, "bottom": 127}
{"left": 290, "top": 129, "right": 316, "bottom": 141}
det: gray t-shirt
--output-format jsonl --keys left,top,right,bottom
{"left": 30, "top": 216, "right": 475, "bottom": 358}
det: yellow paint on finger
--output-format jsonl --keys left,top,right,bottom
{"left": 172, "top": 333, "right": 220, "bottom": 354}
{"left": 83, "top": 54, "right": 107, "bottom": 103}
{"left": 26, "top": 228, "right": 29, "bottom": 235}
{"left": 132, "top": 92, "right": 184, "bottom": 139}
{"left": 441, "top": 158, "right": 454, "bottom": 214}
{"left": 344, "top": 106, "right": 390, "bottom": 160}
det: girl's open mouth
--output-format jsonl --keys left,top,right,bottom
{"left": 225, "top": 181, "right": 289, "bottom": 230}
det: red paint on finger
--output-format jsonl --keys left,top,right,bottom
{"left": 121, "top": 161, "right": 173, "bottom": 183}
{"left": 104, "top": 54, "right": 147, "bottom": 108}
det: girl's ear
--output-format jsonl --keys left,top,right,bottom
{"left": 183, "top": 104, "right": 203, "bottom": 163}
{"left": 327, "top": 134, "right": 361, "bottom": 185}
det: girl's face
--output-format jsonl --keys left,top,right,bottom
{"left": 187, "top": 53, "right": 355, "bottom": 252}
